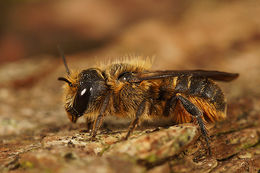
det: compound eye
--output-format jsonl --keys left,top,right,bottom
{"left": 80, "top": 88, "right": 87, "bottom": 96}
{"left": 118, "top": 72, "right": 134, "bottom": 82}
{"left": 80, "top": 87, "right": 93, "bottom": 96}
{"left": 72, "top": 87, "right": 92, "bottom": 117}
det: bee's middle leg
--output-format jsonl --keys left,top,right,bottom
{"left": 124, "top": 100, "right": 146, "bottom": 140}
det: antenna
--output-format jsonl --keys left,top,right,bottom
{"left": 58, "top": 45, "right": 71, "bottom": 75}
{"left": 58, "top": 77, "right": 72, "bottom": 86}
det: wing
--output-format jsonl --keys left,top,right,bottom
{"left": 130, "top": 70, "right": 239, "bottom": 82}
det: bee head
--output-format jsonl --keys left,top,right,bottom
{"left": 59, "top": 68, "right": 107, "bottom": 123}
{"left": 57, "top": 48, "right": 107, "bottom": 123}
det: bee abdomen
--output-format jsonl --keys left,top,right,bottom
{"left": 171, "top": 76, "right": 226, "bottom": 115}
{"left": 158, "top": 76, "right": 188, "bottom": 99}
{"left": 187, "top": 77, "right": 207, "bottom": 96}
{"left": 174, "top": 76, "right": 190, "bottom": 93}
{"left": 187, "top": 77, "right": 225, "bottom": 110}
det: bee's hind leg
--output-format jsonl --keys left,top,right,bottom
{"left": 124, "top": 100, "right": 146, "bottom": 140}
{"left": 176, "top": 94, "right": 211, "bottom": 155}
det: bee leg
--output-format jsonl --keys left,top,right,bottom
{"left": 86, "top": 117, "right": 93, "bottom": 132}
{"left": 163, "top": 95, "right": 177, "bottom": 116}
{"left": 176, "top": 94, "right": 211, "bottom": 155}
{"left": 124, "top": 100, "right": 146, "bottom": 140}
{"left": 90, "top": 93, "right": 111, "bottom": 140}
{"left": 79, "top": 117, "right": 93, "bottom": 133}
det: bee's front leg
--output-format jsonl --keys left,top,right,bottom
{"left": 79, "top": 117, "right": 94, "bottom": 133}
{"left": 86, "top": 117, "right": 93, "bottom": 132}
{"left": 90, "top": 114, "right": 103, "bottom": 141}
{"left": 90, "top": 93, "right": 111, "bottom": 140}
{"left": 124, "top": 100, "right": 146, "bottom": 140}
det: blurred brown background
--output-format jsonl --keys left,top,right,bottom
{"left": 0, "top": 0, "right": 260, "bottom": 172}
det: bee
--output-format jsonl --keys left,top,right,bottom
{"left": 58, "top": 55, "right": 238, "bottom": 155}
